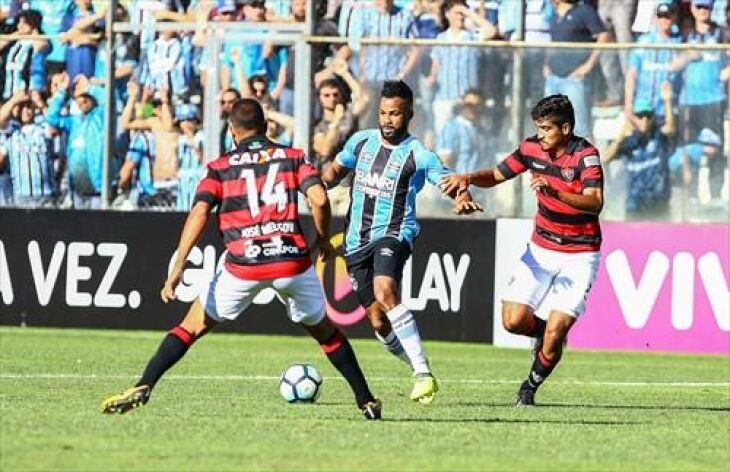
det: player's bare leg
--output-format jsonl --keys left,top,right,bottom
{"left": 301, "top": 316, "right": 381, "bottom": 420}
{"left": 502, "top": 301, "right": 547, "bottom": 341}
{"left": 100, "top": 300, "right": 217, "bottom": 414}
{"left": 373, "top": 275, "right": 438, "bottom": 404}
{"left": 366, "top": 303, "right": 410, "bottom": 366}
{"left": 516, "top": 311, "right": 575, "bottom": 406}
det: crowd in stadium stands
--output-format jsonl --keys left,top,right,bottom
{"left": 0, "top": 0, "right": 727, "bottom": 219}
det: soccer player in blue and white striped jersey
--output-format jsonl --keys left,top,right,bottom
{"left": 323, "top": 81, "right": 482, "bottom": 404}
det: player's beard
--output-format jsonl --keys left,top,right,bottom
{"left": 380, "top": 123, "right": 409, "bottom": 145}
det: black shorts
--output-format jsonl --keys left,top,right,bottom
{"left": 344, "top": 237, "right": 412, "bottom": 308}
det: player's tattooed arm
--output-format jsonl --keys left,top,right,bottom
{"left": 161, "top": 201, "right": 213, "bottom": 303}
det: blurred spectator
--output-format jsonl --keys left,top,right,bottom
{"left": 173, "top": 102, "right": 204, "bottom": 211}
{"left": 426, "top": 0, "right": 496, "bottom": 135}
{"left": 0, "top": 9, "right": 50, "bottom": 100}
{"left": 264, "top": 102, "right": 294, "bottom": 145}
{"left": 596, "top": 0, "right": 636, "bottom": 107}
{"left": 544, "top": 0, "right": 609, "bottom": 138}
{"left": 312, "top": 61, "right": 367, "bottom": 169}
{"left": 625, "top": 1, "right": 682, "bottom": 127}
{"left": 119, "top": 82, "right": 178, "bottom": 206}
{"left": 116, "top": 128, "right": 159, "bottom": 209}
{"left": 674, "top": 0, "right": 729, "bottom": 200}
{"left": 668, "top": 127, "right": 724, "bottom": 201}
{"left": 437, "top": 88, "right": 491, "bottom": 175}
{"left": 352, "top": 0, "right": 420, "bottom": 128}
{"left": 0, "top": 90, "right": 55, "bottom": 207}
{"left": 93, "top": 4, "right": 141, "bottom": 114}
{"left": 605, "top": 83, "right": 677, "bottom": 220}
{"left": 500, "top": 0, "right": 553, "bottom": 105}
{"left": 219, "top": 87, "right": 241, "bottom": 151}
{"left": 140, "top": 27, "right": 189, "bottom": 101}
{"left": 45, "top": 73, "right": 105, "bottom": 209}
{"left": 60, "top": 0, "right": 105, "bottom": 83}
{"left": 26, "top": 0, "right": 75, "bottom": 77}
{"left": 634, "top": 0, "right": 662, "bottom": 35}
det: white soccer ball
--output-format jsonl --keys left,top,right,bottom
{"left": 279, "top": 363, "right": 323, "bottom": 403}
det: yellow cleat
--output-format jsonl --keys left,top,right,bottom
{"left": 100, "top": 385, "right": 150, "bottom": 414}
{"left": 410, "top": 373, "right": 438, "bottom": 404}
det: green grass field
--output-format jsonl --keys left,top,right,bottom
{"left": 1, "top": 327, "right": 728, "bottom": 471}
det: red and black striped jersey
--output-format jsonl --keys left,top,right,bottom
{"left": 194, "top": 136, "right": 322, "bottom": 280}
{"left": 497, "top": 135, "right": 603, "bottom": 253}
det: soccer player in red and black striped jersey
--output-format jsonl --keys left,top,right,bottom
{"left": 442, "top": 95, "right": 604, "bottom": 406}
{"left": 101, "top": 99, "right": 382, "bottom": 420}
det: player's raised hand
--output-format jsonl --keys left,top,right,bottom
{"left": 440, "top": 174, "right": 469, "bottom": 198}
{"left": 160, "top": 267, "right": 183, "bottom": 303}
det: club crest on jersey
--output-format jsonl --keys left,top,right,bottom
{"left": 360, "top": 152, "right": 374, "bottom": 163}
{"left": 561, "top": 168, "right": 575, "bottom": 181}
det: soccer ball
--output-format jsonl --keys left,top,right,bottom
{"left": 279, "top": 363, "right": 323, "bottom": 403}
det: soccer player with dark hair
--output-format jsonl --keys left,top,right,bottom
{"left": 101, "top": 98, "right": 383, "bottom": 420}
{"left": 442, "top": 94, "right": 604, "bottom": 406}
{"left": 323, "top": 80, "right": 481, "bottom": 405}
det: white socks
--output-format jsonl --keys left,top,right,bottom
{"left": 375, "top": 330, "right": 410, "bottom": 366}
{"left": 385, "top": 304, "right": 430, "bottom": 375}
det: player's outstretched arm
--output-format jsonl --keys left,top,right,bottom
{"left": 305, "top": 183, "right": 335, "bottom": 261}
{"left": 441, "top": 167, "right": 507, "bottom": 196}
{"left": 321, "top": 160, "right": 350, "bottom": 190}
{"left": 161, "top": 201, "right": 213, "bottom": 303}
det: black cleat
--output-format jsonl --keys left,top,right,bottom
{"left": 100, "top": 385, "right": 151, "bottom": 414}
{"left": 361, "top": 399, "right": 382, "bottom": 420}
{"left": 515, "top": 381, "right": 536, "bottom": 407}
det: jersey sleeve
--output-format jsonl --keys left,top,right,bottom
{"left": 496, "top": 144, "right": 529, "bottom": 180}
{"left": 421, "top": 150, "right": 453, "bottom": 186}
{"left": 335, "top": 133, "right": 359, "bottom": 169}
{"left": 193, "top": 164, "right": 223, "bottom": 206}
{"left": 580, "top": 151, "right": 604, "bottom": 189}
{"left": 295, "top": 151, "right": 322, "bottom": 194}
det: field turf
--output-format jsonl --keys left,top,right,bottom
{"left": 1, "top": 327, "right": 728, "bottom": 471}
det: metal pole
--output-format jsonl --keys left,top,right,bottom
{"left": 292, "top": 0, "right": 314, "bottom": 151}
{"left": 203, "top": 31, "right": 221, "bottom": 161}
{"left": 508, "top": 0, "right": 526, "bottom": 217}
{"left": 102, "top": 0, "right": 119, "bottom": 210}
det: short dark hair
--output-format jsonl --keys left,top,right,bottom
{"left": 318, "top": 78, "right": 341, "bottom": 92}
{"left": 222, "top": 87, "right": 242, "bottom": 99}
{"left": 381, "top": 80, "right": 413, "bottom": 105}
{"left": 531, "top": 95, "right": 575, "bottom": 131}
{"left": 229, "top": 98, "right": 266, "bottom": 134}
{"left": 17, "top": 9, "right": 43, "bottom": 32}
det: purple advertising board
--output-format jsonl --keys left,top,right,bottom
{"left": 569, "top": 222, "right": 729, "bottom": 355}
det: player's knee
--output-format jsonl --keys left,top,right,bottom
{"left": 373, "top": 287, "right": 397, "bottom": 310}
{"left": 501, "top": 305, "right": 529, "bottom": 333}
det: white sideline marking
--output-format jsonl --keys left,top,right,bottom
{"left": 0, "top": 373, "right": 728, "bottom": 388}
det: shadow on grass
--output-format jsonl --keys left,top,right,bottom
{"left": 381, "top": 418, "right": 647, "bottom": 425}
{"left": 453, "top": 402, "right": 730, "bottom": 413}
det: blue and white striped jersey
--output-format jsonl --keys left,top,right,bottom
{"left": 3, "top": 40, "right": 33, "bottom": 99}
{"left": 336, "top": 129, "right": 453, "bottom": 256}
{"left": 0, "top": 123, "right": 54, "bottom": 199}
{"left": 142, "top": 36, "right": 188, "bottom": 96}
{"left": 355, "top": 5, "right": 419, "bottom": 82}
{"left": 126, "top": 130, "right": 157, "bottom": 197}
{"left": 176, "top": 131, "right": 205, "bottom": 211}
{"left": 430, "top": 29, "right": 482, "bottom": 100}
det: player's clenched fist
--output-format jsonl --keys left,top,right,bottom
{"left": 160, "top": 267, "right": 183, "bottom": 303}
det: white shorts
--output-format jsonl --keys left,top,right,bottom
{"left": 200, "top": 265, "right": 326, "bottom": 326}
{"left": 502, "top": 243, "right": 601, "bottom": 318}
